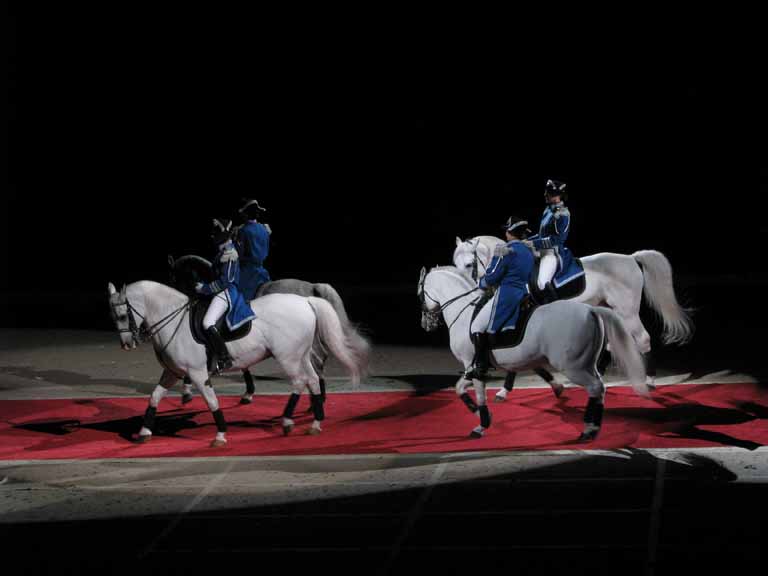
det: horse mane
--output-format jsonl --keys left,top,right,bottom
{"left": 429, "top": 265, "right": 475, "bottom": 288}
{"left": 129, "top": 280, "right": 188, "bottom": 304}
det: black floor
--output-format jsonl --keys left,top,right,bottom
{"left": 6, "top": 450, "right": 766, "bottom": 576}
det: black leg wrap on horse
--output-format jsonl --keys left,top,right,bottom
{"left": 584, "top": 397, "right": 604, "bottom": 427}
{"left": 212, "top": 409, "right": 227, "bottom": 433}
{"left": 479, "top": 405, "right": 491, "bottom": 428}
{"left": 534, "top": 368, "right": 554, "bottom": 383}
{"left": 319, "top": 378, "right": 327, "bottom": 402}
{"left": 143, "top": 406, "right": 157, "bottom": 430}
{"left": 460, "top": 392, "right": 479, "bottom": 413}
{"left": 503, "top": 371, "right": 517, "bottom": 392}
{"left": 644, "top": 352, "right": 657, "bottom": 378}
{"left": 183, "top": 376, "right": 191, "bottom": 385}
{"left": 310, "top": 393, "right": 325, "bottom": 421}
{"left": 283, "top": 393, "right": 301, "bottom": 418}
{"left": 243, "top": 370, "right": 255, "bottom": 395}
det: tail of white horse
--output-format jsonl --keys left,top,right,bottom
{"left": 313, "top": 283, "right": 352, "bottom": 328}
{"left": 632, "top": 250, "right": 694, "bottom": 345}
{"left": 591, "top": 307, "right": 650, "bottom": 398}
{"left": 308, "top": 297, "right": 371, "bottom": 389}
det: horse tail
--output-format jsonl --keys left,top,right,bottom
{"left": 312, "top": 283, "right": 372, "bottom": 354}
{"left": 591, "top": 307, "right": 649, "bottom": 398}
{"left": 632, "top": 250, "right": 694, "bottom": 345}
{"left": 312, "top": 283, "right": 352, "bottom": 327}
{"left": 307, "top": 297, "right": 371, "bottom": 390}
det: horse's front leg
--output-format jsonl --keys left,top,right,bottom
{"left": 495, "top": 371, "right": 516, "bottom": 402}
{"left": 577, "top": 374, "right": 606, "bottom": 443}
{"left": 137, "top": 369, "right": 178, "bottom": 442}
{"left": 456, "top": 375, "right": 478, "bottom": 413}
{"left": 470, "top": 378, "right": 491, "bottom": 438}
{"left": 181, "top": 377, "right": 194, "bottom": 404}
{"left": 189, "top": 370, "right": 228, "bottom": 447}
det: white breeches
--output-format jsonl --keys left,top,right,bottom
{"left": 537, "top": 252, "right": 558, "bottom": 290}
{"left": 203, "top": 291, "right": 230, "bottom": 329}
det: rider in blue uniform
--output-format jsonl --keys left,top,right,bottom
{"left": 235, "top": 199, "right": 272, "bottom": 301}
{"left": 465, "top": 216, "right": 535, "bottom": 380}
{"left": 195, "top": 219, "right": 256, "bottom": 375}
{"left": 527, "top": 179, "right": 580, "bottom": 303}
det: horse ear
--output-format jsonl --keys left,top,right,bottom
{"left": 455, "top": 236, "right": 463, "bottom": 247}
{"left": 119, "top": 284, "right": 127, "bottom": 299}
{"left": 418, "top": 267, "right": 426, "bottom": 294}
{"left": 168, "top": 255, "right": 175, "bottom": 268}
{"left": 108, "top": 283, "right": 116, "bottom": 295}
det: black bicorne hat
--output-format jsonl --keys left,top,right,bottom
{"left": 501, "top": 215, "right": 532, "bottom": 237}
{"left": 211, "top": 218, "right": 233, "bottom": 244}
{"left": 544, "top": 179, "right": 568, "bottom": 199}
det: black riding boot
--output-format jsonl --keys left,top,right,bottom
{"left": 205, "top": 326, "right": 233, "bottom": 375}
{"left": 544, "top": 281, "right": 559, "bottom": 304}
{"left": 465, "top": 332, "right": 491, "bottom": 380}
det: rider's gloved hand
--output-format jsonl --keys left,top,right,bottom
{"left": 194, "top": 282, "right": 205, "bottom": 294}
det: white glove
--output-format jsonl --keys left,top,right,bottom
{"left": 195, "top": 282, "right": 205, "bottom": 294}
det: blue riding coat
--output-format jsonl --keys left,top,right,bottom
{"left": 198, "top": 241, "right": 256, "bottom": 330}
{"left": 529, "top": 202, "right": 583, "bottom": 287}
{"left": 236, "top": 221, "right": 271, "bottom": 301}
{"left": 479, "top": 240, "right": 535, "bottom": 333}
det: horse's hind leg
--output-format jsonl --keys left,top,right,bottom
{"left": 138, "top": 369, "right": 178, "bottom": 442}
{"left": 239, "top": 369, "right": 256, "bottom": 405}
{"left": 495, "top": 371, "right": 516, "bottom": 402}
{"left": 305, "top": 340, "right": 328, "bottom": 413}
{"left": 564, "top": 368, "right": 605, "bottom": 442}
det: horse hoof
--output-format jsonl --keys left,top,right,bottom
{"left": 210, "top": 438, "right": 227, "bottom": 448}
{"left": 552, "top": 384, "right": 565, "bottom": 398}
{"left": 181, "top": 394, "right": 193, "bottom": 405}
{"left": 577, "top": 430, "right": 599, "bottom": 442}
{"left": 494, "top": 395, "right": 506, "bottom": 403}
{"left": 135, "top": 434, "right": 151, "bottom": 444}
{"left": 306, "top": 427, "right": 321, "bottom": 435}
{"left": 470, "top": 430, "right": 484, "bottom": 439}
{"left": 282, "top": 424, "right": 294, "bottom": 436}
{"left": 239, "top": 397, "right": 252, "bottom": 405}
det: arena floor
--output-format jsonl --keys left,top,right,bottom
{"left": 1, "top": 330, "right": 766, "bottom": 575}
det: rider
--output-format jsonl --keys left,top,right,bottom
{"left": 465, "top": 216, "right": 535, "bottom": 380}
{"left": 235, "top": 199, "right": 272, "bottom": 301}
{"left": 195, "top": 218, "right": 255, "bottom": 375}
{"left": 527, "top": 178, "right": 575, "bottom": 303}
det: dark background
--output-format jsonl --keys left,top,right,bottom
{"left": 3, "top": 10, "right": 767, "bottom": 373}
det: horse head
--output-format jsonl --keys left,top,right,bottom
{"left": 107, "top": 282, "right": 138, "bottom": 350}
{"left": 418, "top": 266, "right": 443, "bottom": 332}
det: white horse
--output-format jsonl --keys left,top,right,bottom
{"left": 454, "top": 236, "right": 693, "bottom": 395}
{"left": 418, "top": 266, "right": 649, "bottom": 441}
{"left": 168, "top": 254, "right": 363, "bottom": 406}
{"left": 107, "top": 281, "right": 370, "bottom": 446}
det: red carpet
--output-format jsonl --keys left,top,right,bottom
{"left": 1, "top": 382, "right": 766, "bottom": 460}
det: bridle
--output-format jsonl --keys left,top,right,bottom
{"left": 111, "top": 295, "right": 193, "bottom": 354}
{"left": 418, "top": 269, "right": 481, "bottom": 331}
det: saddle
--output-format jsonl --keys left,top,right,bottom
{"left": 470, "top": 292, "right": 538, "bottom": 352}
{"left": 189, "top": 297, "right": 252, "bottom": 345}
{"left": 489, "top": 295, "right": 538, "bottom": 351}
{"left": 528, "top": 257, "right": 587, "bottom": 305}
